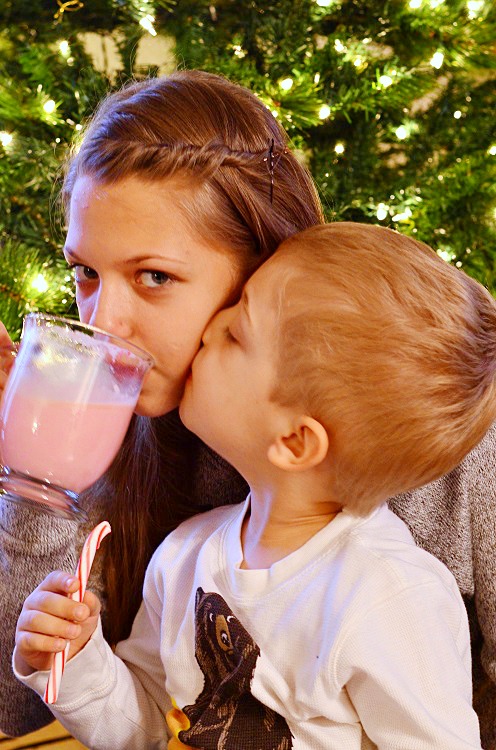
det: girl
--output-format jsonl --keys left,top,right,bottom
{"left": 1, "top": 69, "right": 495, "bottom": 746}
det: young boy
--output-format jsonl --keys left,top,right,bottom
{"left": 14, "top": 223, "right": 495, "bottom": 749}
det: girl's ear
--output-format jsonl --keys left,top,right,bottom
{"left": 267, "top": 416, "right": 329, "bottom": 472}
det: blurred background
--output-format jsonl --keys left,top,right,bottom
{"left": 0, "top": 0, "right": 494, "bottom": 339}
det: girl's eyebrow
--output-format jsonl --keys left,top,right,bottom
{"left": 63, "top": 246, "right": 189, "bottom": 266}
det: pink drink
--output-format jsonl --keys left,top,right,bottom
{"left": 0, "top": 390, "right": 135, "bottom": 492}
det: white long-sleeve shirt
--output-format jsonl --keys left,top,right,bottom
{"left": 15, "top": 500, "right": 482, "bottom": 749}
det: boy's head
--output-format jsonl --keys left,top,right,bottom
{"left": 272, "top": 222, "right": 496, "bottom": 512}
{"left": 181, "top": 222, "right": 496, "bottom": 515}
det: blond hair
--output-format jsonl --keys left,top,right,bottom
{"left": 274, "top": 222, "right": 496, "bottom": 514}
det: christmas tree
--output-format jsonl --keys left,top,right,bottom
{"left": 0, "top": 0, "right": 494, "bottom": 338}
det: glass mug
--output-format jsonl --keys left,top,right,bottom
{"left": 0, "top": 314, "right": 154, "bottom": 520}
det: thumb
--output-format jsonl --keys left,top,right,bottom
{"left": 82, "top": 590, "right": 101, "bottom": 620}
{"left": 67, "top": 591, "right": 102, "bottom": 661}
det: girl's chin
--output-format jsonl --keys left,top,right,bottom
{"left": 134, "top": 393, "right": 181, "bottom": 418}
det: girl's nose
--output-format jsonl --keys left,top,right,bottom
{"left": 86, "top": 289, "right": 133, "bottom": 340}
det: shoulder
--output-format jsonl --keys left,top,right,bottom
{"left": 345, "top": 506, "right": 459, "bottom": 596}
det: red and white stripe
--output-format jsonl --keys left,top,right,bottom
{"left": 44, "top": 521, "right": 111, "bottom": 705}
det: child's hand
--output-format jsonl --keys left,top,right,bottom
{"left": 15, "top": 571, "right": 101, "bottom": 673}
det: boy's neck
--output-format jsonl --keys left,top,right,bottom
{"left": 240, "top": 473, "right": 342, "bottom": 570}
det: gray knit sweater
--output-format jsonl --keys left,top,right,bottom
{"left": 1, "top": 423, "right": 495, "bottom": 746}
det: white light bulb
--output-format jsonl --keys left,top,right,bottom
{"left": 392, "top": 208, "right": 412, "bottom": 222}
{"left": 0, "top": 131, "right": 13, "bottom": 147}
{"left": 43, "top": 100, "right": 56, "bottom": 114}
{"left": 467, "top": 0, "right": 484, "bottom": 18}
{"left": 395, "top": 125, "right": 408, "bottom": 139}
{"left": 376, "top": 204, "right": 389, "bottom": 220}
{"left": 430, "top": 51, "right": 444, "bottom": 69}
{"left": 437, "top": 248, "right": 454, "bottom": 262}
{"left": 31, "top": 274, "right": 49, "bottom": 293}
{"left": 279, "top": 78, "right": 294, "bottom": 91}
{"left": 139, "top": 14, "right": 157, "bottom": 36}
{"left": 379, "top": 75, "right": 393, "bottom": 87}
{"left": 334, "top": 142, "right": 345, "bottom": 154}
{"left": 319, "top": 104, "right": 331, "bottom": 119}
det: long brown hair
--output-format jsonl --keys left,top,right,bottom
{"left": 64, "top": 70, "right": 324, "bottom": 644}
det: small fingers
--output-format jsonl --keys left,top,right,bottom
{"left": 21, "top": 572, "right": 90, "bottom": 629}
{"left": 18, "top": 608, "right": 82, "bottom": 642}
{"left": 16, "top": 629, "right": 69, "bottom": 656}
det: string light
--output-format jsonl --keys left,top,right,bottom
{"left": 392, "top": 208, "right": 412, "bottom": 221}
{"left": 31, "top": 274, "right": 49, "bottom": 293}
{"left": 43, "top": 100, "right": 56, "bottom": 114}
{"left": 279, "top": 77, "right": 294, "bottom": 91}
{"left": 409, "top": 0, "right": 422, "bottom": 7}
{"left": 314, "top": 73, "right": 320, "bottom": 84}
{"left": 378, "top": 74, "right": 393, "bottom": 87}
{"left": 316, "top": 0, "right": 333, "bottom": 6}
{"left": 376, "top": 203, "right": 389, "bottom": 220}
{"left": 467, "top": 0, "right": 484, "bottom": 18}
{"left": 319, "top": 104, "right": 331, "bottom": 119}
{"left": 58, "top": 40, "right": 70, "bottom": 56}
{"left": 139, "top": 14, "right": 156, "bottom": 35}
{"left": 0, "top": 132, "right": 13, "bottom": 148}
{"left": 437, "top": 248, "right": 455, "bottom": 263}
{"left": 334, "top": 39, "right": 346, "bottom": 53}
{"left": 430, "top": 51, "right": 444, "bottom": 69}
{"left": 395, "top": 125, "right": 408, "bottom": 140}
{"left": 334, "top": 142, "right": 345, "bottom": 154}
{"left": 429, "top": 0, "right": 444, "bottom": 7}
{"left": 232, "top": 44, "right": 246, "bottom": 58}
{"left": 453, "top": 110, "right": 462, "bottom": 119}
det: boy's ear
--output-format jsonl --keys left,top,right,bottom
{"left": 267, "top": 416, "right": 329, "bottom": 472}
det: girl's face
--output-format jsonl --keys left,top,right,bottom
{"left": 64, "top": 175, "right": 244, "bottom": 417}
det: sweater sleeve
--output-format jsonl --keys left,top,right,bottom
{"left": 0, "top": 498, "right": 80, "bottom": 736}
{"left": 465, "top": 423, "right": 496, "bottom": 746}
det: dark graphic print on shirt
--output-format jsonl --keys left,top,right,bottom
{"left": 179, "top": 588, "right": 293, "bottom": 750}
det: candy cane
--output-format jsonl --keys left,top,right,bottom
{"left": 44, "top": 521, "right": 111, "bottom": 705}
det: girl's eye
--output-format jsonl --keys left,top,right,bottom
{"left": 138, "top": 270, "right": 174, "bottom": 288}
{"left": 70, "top": 264, "right": 98, "bottom": 283}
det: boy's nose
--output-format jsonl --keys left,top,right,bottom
{"left": 202, "top": 306, "right": 232, "bottom": 345}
